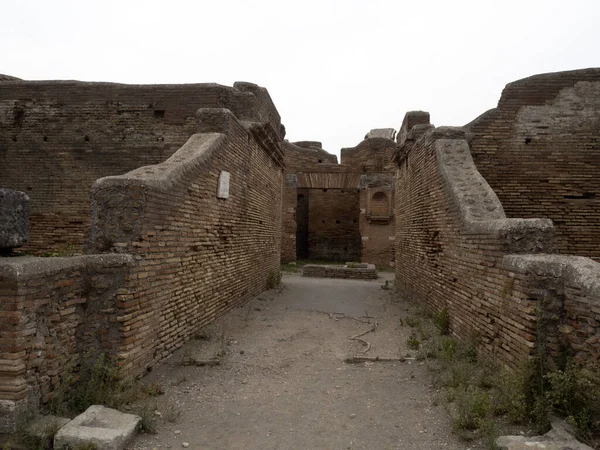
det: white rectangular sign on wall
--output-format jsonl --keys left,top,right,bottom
{"left": 217, "top": 171, "right": 230, "bottom": 199}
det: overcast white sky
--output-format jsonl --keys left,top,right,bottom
{"left": 2, "top": 0, "right": 599, "bottom": 158}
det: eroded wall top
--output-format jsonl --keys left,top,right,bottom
{"left": 0, "top": 78, "right": 282, "bottom": 253}
{"left": 466, "top": 68, "right": 600, "bottom": 259}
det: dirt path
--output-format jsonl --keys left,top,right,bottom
{"left": 128, "top": 273, "right": 476, "bottom": 450}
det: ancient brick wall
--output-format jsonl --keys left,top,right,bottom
{"left": 281, "top": 136, "right": 397, "bottom": 266}
{"left": 283, "top": 141, "right": 337, "bottom": 172}
{"left": 338, "top": 139, "right": 397, "bottom": 267}
{"left": 88, "top": 109, "right": 283, "bottom": 376}
{"left": 280, "top": 141, "right": 338, "bottom": 262}
{"left": 359, "top": 181, "right": 395, "bottom": 268}
{"left": 395, "top": 127, "right": 556, "bottom": 367}
{"left": 341, "top": 137, "right": 397, "bottom": 172}
{"left": 503, "top": 254, "right": 600, "bottom": 367}
{"left": 467, "top": 69, "right": 600, "bottom": 259}
{"left": 282, "top": 185, "right": 298, "bottom": 263}
{"left": 307, "top": 189, "right": 361, "bottom": 262}
{"left": 395, "top": 123, "right": 600, "bottom": 367}
{"left": 0, "top": 254, "right": 132, "bottom": 431}
{"left": 0, "top": 80, "right": 280, "bottom": 255}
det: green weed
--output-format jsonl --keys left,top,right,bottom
{"left": 131, "top": 400, "right": 157, "bottom": 434}
{"left": 453, "top": 387, "right": 490, "bottom": 431}
{"left": 439, "top": 337, "right": 457, "bottom": 361}
{"left": 266, "top": 270, "right": 282, "bottom": 289}
{"left": 405, "top": 317, "right": 422, "bottom": 328}
{"left": 545, "top": 360, "right": 600, "bottom": 439}
{"left": 434, "top": 307, "right": 451, "bottom": 335}
{"left": 407, "top": 333, "right": 421, "bottom": 350}
{"left": 48, "top": 352, "right": 160, "bottom": 420}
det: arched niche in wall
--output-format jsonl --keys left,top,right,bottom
{"left": 366, "top": 189, "right": 393, "bottom": 223}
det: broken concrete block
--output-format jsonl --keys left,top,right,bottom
{"left": 54, "top": 405, "right": 141, "bottom": 450}
{"left": 0, "top": 188, "right": 29, "bottom": 250}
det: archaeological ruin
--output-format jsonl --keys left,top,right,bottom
{"left": 281, "top": 131, "right": 397, "bottom": 267}
{"left": 0, "top": 68, "right": 599, "bottom": 433}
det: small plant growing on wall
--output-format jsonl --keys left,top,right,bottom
{"left": 266, "top": 270, "right": 282, "bottom": 289}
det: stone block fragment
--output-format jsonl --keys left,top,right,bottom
{"left": 397, "top": 111, "right": 430, "bottom": 144}
{"left": 0, "top": 188, "right": 29, "bottom": 250}
{"left": 365, "top": 128, "right": 396, "bottom": 140}
{"left": 54, "top": 405, "right": 140, "bottom": 450}
{"left": 496, "top": 418, "right": 593, "bottom": 450}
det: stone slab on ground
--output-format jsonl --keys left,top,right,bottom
{"left": 0, "top": 188, "right": 29, "bottom": 250}
{"left": 302, "top": 263, "right": 378, "bottom": 280}
{"left": 496, "top": 418, "right": 593, "bottom": 450}
{"left": 54, "top": 405, "right": 140, "bottom": 450}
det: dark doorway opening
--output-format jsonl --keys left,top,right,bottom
{"left": 296, "top": 188, "right": 361, "bottom": 262}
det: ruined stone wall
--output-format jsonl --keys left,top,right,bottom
{"left": 0, "top": 95, "right": 284, "bottom": 431}
{"left": 282, "top": 185, "right": 298, "bottom": 263}
{"left": 467, "top": 69, "right": 600, "bottom": 260}
{"left": 280, "top": 141, "right": 338, "bottom": 262}
{"left": 0, "top": 254, "right": 133, "bottom": 431}
{"left": 283, "top": 141, "right": 338, "bottom": 171}
{"left": 338, "top": 140, "right": 397, "bottom": 267}
{"left": 503, "top": 254, "right": 600, "bottom": 367}
{"left": 341, "top": 137, "right": 397, "bottom": 172}
{"left": 88, "top": 109, "right": 283, "bottom": 376}
{"left": 395, "top": 127, "right": 555, "bottom": 367}
{"left": 395, "top": 123, "right": 600, "bottom": 367}
{"left": 359, "top": 174, "right": 395, "bottom": 268}
{"left": 281, "top": 137, "right": 397, "bottom": 266}
{"left": 0, "top": 80, "right": 280, "bottom": 254}
{"left": 307, "top": 189, "right": 361, "bottom": 262}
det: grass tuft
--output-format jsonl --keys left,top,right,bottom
{"left": 266, "top": 270, "right": 282, "bottom": 289}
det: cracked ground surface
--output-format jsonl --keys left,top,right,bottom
{"left": 128, "top": 272, "right": 479, "bottom": 450}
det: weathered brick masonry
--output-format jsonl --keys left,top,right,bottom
{"left": 281, "top": 136, "right": 397, "bottom": 266}
{"left": 467, "top": 69, "right": 600, "bottom": 260}
{"left": 395, "top": 71, "right": 600, "bottom": 367}
{"left": 0, "top": 79, "right": 280, "bottom": 254}
{"left": 341, "top": 137, "right": 396, "bottom": 173}
{"left": 0, "top": 254, "right": 133, "bottom": 431}
{"left": 88, "top": 108, "right": 283, "bottom": 377}
{"left": 395, "top": 126, "right": 554, "bottom": 367}
{"left": 2, "top": 67, "right": 598, "bottom": 432}
{"left": 0, "top": 80, "right": 284, "bottom": 431}
{"left": 281, "top": 141, "right": 337, "bottom": 262}
{"left": 503, "top": 254, "right": 600, "bottom": 366}
{"left": 342, "top": 138, "right": 397, "bottom": 268}
{"left": 307, "top": 188, "right": 361, "bottom": 262}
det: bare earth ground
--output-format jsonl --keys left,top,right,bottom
{"left": 128, "top": 273, "right": 479, "bottom": 450}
